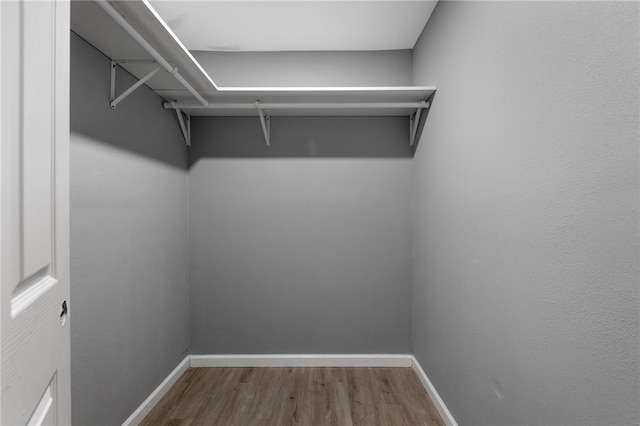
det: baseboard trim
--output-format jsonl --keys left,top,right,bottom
{"left": 122, "top": 354, "right": 456, "bottom": 426}
{"left": 410, "top": 356, "right": 458, "bottom": 426}
{"left": 121, "top": 356, "right": 189, "bottom": 426}
{"left": 189, "top": 354, "right": 414, "bottom": 368}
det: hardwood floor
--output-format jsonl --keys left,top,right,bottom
{"left": 139, "top": 367, "right": 445, "bottom": 426}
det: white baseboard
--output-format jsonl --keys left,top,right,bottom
{"left": 121, "top": 356, "right": 189, "bottom": 426}
{"left": 410, "top": 356, "right": 458, "bottom": 426}
{"left": 189, "top": 354, "right": 414, "bottom": 368}
{"left": 123, "top": 354, "right": 456, "bottom": 426}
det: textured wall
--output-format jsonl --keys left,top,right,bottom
{"left": 70, "top": 33, "right": 189, "bottom": 426}
{"left": 411, "top": 2, "right": 639, "bottom": 424}
{"left": 192, "top": 50, "right": 412, "bottom": 87}
{"left": 188, "top": 117, "right": 413, "bottom": 354}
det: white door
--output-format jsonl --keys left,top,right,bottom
{"left": 1, "top": 0, "right": 71, "bottom": 425}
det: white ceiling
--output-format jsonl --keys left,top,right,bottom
{"left": 148, "top": 1, "right": 438, "bottom": 52}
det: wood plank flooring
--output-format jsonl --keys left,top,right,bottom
{"left": 139, "top": 367, "right": 445, "bottom": 426}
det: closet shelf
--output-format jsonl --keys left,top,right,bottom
{"left": 71, "top": 0, "right": 436, "bottom": 146}
{"left": 161, "top": 87, "right": 435, "bottom": 117}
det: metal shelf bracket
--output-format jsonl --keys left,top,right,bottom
{"left": 255, "top": 101, "right": 271, "bottom": 147}
{"left": 410, "top": 100, "right": 430, "bottom": 147}
{"left": 173, "top": 106, "right": 191, "bottom": 146}
{"left": 110, "top": 60, "right": 161, "bottom": 109}
{"left": 97, "top": 0, "right": 209, "bottom": 107}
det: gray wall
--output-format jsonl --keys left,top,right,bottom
{"left": 193, "top": 50, "right": 412, "bottom": 86}
{"left": 411, "top": 2, "right": 639, "bottom": 425}
{"left": 188, "top": 117, "right": 413, "bottom": 354}
{"left": 70, "top": 33, "right": 189, "bottom": 426}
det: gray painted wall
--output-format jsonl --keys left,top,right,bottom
{"left": 188, "top": 117, "right": 413, "bottom": 354}
{"left": 193, "top": 50, "right": 412, "bottom": 86}
{"left": 70, "top": 33, "right": 189, "bottom": 426}
{"left": 411, "top": 2, "right": 639, "bottom": 425}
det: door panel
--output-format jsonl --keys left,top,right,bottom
{"left": 13, "top": 0, "right": 56, "bottom": 318}
{"left": 1, "top": 1, "right": 71, "bottom": 425}
{"left": 21, "top": 0, "right": 54, "bottom": 277}
{"left": 27, "top": 376, "right": 57, "bottom": 426}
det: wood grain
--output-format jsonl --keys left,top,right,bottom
{"left": 140, "top": 367, "right": 444, "bottom": 426}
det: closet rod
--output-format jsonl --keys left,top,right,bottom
{"left": 95, "top": 0, "right": 208, "bottom": 107}
{"left": 163, "top": 101, "right": 427, "bottom": 110}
